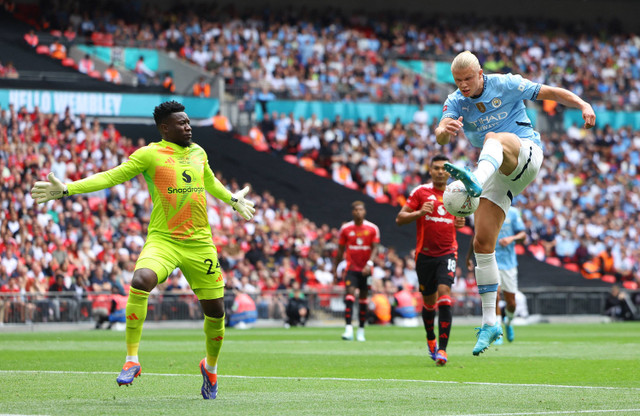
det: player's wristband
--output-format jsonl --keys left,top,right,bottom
{"left": 62, "top": 186, "right": 69, "bottom": 196}
{"left": 366, "top": 260, "right": 374, "bottom": 267}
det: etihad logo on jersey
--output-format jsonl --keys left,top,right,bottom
{"left": 468, "top": 112, "right": 508, "bottom": 130}
{"left": 167, "top": 186, "right": 205, "bottom": 194}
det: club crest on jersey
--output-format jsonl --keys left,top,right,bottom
{"left": 491, "top": 98, "right": 502, "bottom": 108}
{"left": 475, "top": 103, "right": 486, "bottom": 113}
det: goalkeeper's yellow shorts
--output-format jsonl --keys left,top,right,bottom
{"left": 135, "top": 236, "right": 224, "bottom": 300}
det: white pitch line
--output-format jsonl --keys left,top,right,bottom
{"left": 1, "top": 370, "right": 639, "bottom": 391}
{"left": 445, "top": 410, "right": 640, "bottom": 416}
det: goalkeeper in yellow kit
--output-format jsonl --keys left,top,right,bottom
{"left": 30, "top": 101, "right": 255, "bottom": 399}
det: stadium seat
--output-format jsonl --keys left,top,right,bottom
{"left": 50, "top": 29, "right": 62, "bottom": 37}
{"left": 313, "top": 167, "right": 329, "bottom": 177}
{"left": 622, "top": 281, "right": 638, "bottom": 290}
{"left": 36, "top": 44, "right": 49, "bottom": 54}
{"left": 545, "top": 257, "right": 562, "bottom": 267}
{"left": 563, "top": 263, "right": 580, "bottom": 273}
{"left": 61, "top": 57, "right": 76, "bottom": 68}
{"left": 600, "top": 275, "right": 616, "bottom": 284}
{"left": 374, "top": 195, "right": 390, "bottom": 204}
{"left": 283, "top": 155, "right": 298, "bottom": 164}
{"left": 515, "top": 244, "right": 525, "bottom": 255}
{"left": 88, "top": 70, "right": 102, "bottom": 79}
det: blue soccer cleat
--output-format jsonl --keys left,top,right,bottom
{"left": 427, "top": 339, "right": 437, "bottom": 361}
{"left": 494, "top": 333, "right": 504, "bottom": 345}
{"left": 473, "top": 323, "right": 503, "bottom": 356}
{"left": 435, "top": 350, "right": 448, "bottom": 367}
{"left": 116, "top": 361, "right": 141, "bottom": 386}
{"left": 444, "top": 163, "right": 483, "bottom": 197}
{"left": 200, "top": 358, "right": 218, "bottom": 400}
{"left": 505, "top": 322, "right": 515, "bottom": 342}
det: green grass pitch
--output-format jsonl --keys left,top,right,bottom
{"left": 1, "top": 322, "right": 639, "bottom": 415}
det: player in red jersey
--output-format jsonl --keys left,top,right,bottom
{"left": 396, "top": 154, "right": 465, "bottom": 366}
{"left": 332, "top": 201, "right": 380, "bottom": 342}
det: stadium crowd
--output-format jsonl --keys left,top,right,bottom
{"left": 0, "top": 104, "right": 439, "bottom": 324}
{"left": 242, "top": 109, "right": 640, "bottom": 288}
{"left": 19, "top": 4, "right": 640, "bottom": 109}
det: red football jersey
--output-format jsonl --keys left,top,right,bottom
{"left": 338, "top": 220, "right": 380, "bottom": 272}
{"left": 406, "top": 183, "right": 458, "bottom": 258}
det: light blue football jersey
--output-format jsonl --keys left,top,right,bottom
{"left": 495, "top": 207, "right": 526, "bottom": 270}
{"left": 441, "top": 73, "right": 542, "bottom": 148}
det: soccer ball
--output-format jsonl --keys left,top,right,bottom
{"left": 443, "top": 180, "right": 479, "bottom": 217}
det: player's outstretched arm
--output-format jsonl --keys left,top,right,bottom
{"left": 229, "top": 186, "right": 256, "bottom": 220}
{"left": 30, "top": 173, "right": 67, "bottom": 204}
{"left": 537, "top": 85, "right": 596, "bottom": 129}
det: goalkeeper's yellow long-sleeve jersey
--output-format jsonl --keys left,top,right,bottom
{"left": 67, "top": 140, "right": 232, "bottom": 242}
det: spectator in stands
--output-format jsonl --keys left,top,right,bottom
{"left": 193, "top": 76, "right": 211, "bottom": 98}
{"left": 162, "top": 72, "right": 175, "bottom": 93}
{"left": 257, "top": 86, "right": 275, "bottom": 114}
{"left": 49, "top": 38, "right": 67, "bottom": 60}
{"left": 23, "top": 29, "right": 38, "bottom": 47}
{"left": 134, "top": 56, "right": 154, "bottom": 86}
{"left": 48, "top": 273, "right": 79, "bottom": 322}
{"left": 104, "top": 63, "right": 122, "bottom": 84}
{"left": 212, "top": 111, "right": 232, "bottom": 132}
{"left": 3, "top": 61, "right": 18, "bottom": 79}
{"left": 78, "top": 54, "right": 95, "bottom": 74}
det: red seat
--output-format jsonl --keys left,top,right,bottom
{"left": 563, "top": 263, "right": 580, "bottom": 273}
{"left": 545, "top": 257, "right": 562, "bottom": 267}
{"left": 283, "top": 155, "right": 298, "bottom": 164}
{"left": 61, "top": 57, "right": 76, "bottom": 68}
{"left": 313, "top": 167, "right": 329, "bottom": 177}
{"left": 623, "top": 281, "right": 638, "bottom": 290}
{"left": 88, "top": 70, "right": 102, "bottom": 79}
{"left": 600, "top": 275, "right": 616, "bottom": 284}
{"left": 515, "top": 244, "right": 525, "bottom": 255}
{"left": 36, "top": 44, "right": 49, "bottom": 54}
{"left": 374, "top": 195, "right": 390, "bottom": 204}
{"left": 50, "top": 29, "right": 62, "bottom": 37}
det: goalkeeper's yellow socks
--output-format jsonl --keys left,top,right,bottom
{"left": 203, "top": 314, "right": 225, "bottom": 375}
{"left": 125, "top": 287, "right": 150, "bottom": 357}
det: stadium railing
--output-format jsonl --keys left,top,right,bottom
{"left": 0, "top": 287, "right": 626, "bottom": 326}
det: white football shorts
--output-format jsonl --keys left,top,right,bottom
{"left": 481, "top": 138, "right": 544, "bottom": 215}
{"left": 498, "top": 267, "right": 518, "bottom": 293}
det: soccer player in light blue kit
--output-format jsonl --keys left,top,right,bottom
{"left": 435, "top": 51, "right": 596, "bottom": 355}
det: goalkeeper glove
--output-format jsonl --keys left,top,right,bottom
{"left": 31, "top": 173, "right": 68, "bottom": 204}
{"left": 229, "top": 186, "right": 255, "bottom": 220}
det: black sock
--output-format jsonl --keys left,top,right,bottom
{"left": 422, "top": 305, "right": 436, "bottom": 340}
{"left": 438, "top": 304, "right": 452, "bottom": 351}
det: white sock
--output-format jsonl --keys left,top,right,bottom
{"left": 126, "top": 355, "right": 139, "bottom": 363}
{"left": 505, "top": 309, "right": 515, "bottom": 325}
{"left": 475, "top": 138, "right": 504, "bottom": 184}
{"left": 345, "top": 324, "right": 353, "bottom": 332}
{"left": 475, "top": 252, "right": 499, "bottom": 326}
{"left": 205, "top": 361, "right": 217, "bottom": 374}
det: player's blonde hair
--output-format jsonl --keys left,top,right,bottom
{"left": 451, "top": 51, "right": 481, "bottom": 72}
